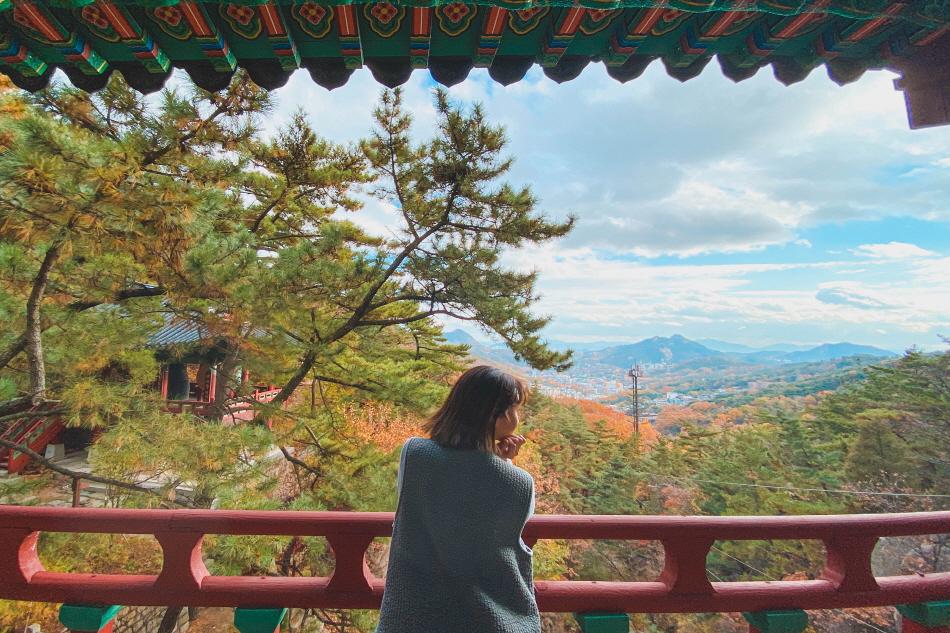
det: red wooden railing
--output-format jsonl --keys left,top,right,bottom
{"left": 0, "top": 506, "right": 948, "bottom": 615}
{"left": 0, "top": 413, "right": 64, "bottom": 474}
{"left": 160, "top": 387, "right": 282, "bottom": 422}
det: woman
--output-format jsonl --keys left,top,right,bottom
{"left": 375, "top": 365, "right": 540, "bottom": 633}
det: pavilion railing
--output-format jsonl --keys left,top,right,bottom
{"left": 160, "top": 387, "right": 283, "bottom": 419}
{"left": 1, "top": 507, "right": 948, "bottom": 631}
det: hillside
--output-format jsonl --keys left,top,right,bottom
{"left": 584, "top": 334, "right": 723, "bottom": 367}
{"left": 782, "top": 342, "right": 897, "bottom": 363}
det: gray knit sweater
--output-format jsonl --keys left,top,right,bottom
{"left": 375, "top": 436, "right": 541, "bottom": 633}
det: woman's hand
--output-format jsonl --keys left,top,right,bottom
{"left": 496, "top": 434, "right": 526, "bottom": 460}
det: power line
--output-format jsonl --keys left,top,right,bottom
{"left": 635, "top": 471, "right": 950, "bottom": 500}
{"left": 709, "top": 545, "right": 893, "bottom": 633}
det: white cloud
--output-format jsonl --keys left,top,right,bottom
{"left": 852, "top": 242, "right": 938, "bottom": 259}
{"left": 227, "top": 61, "right": 950, "bottom": 349}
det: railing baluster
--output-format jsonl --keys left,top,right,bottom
{"left": 0, "top": 528, "right": 43, "bottom": 589}
{"left": 326, "top": 534, "right": 375, "bottom": 593}
{"left": 821, "top": 535, "right": 879, "bottom": 592}
{"left": 659, "top": 537, "right": 714, "bottom": 594}
{"left": 155, "top": 531, "right": 208, "bottom": 594}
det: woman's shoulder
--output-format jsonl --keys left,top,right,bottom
{"left": 401, "top": 435, "right": 429, "bottom": 454}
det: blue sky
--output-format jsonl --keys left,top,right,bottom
{"left": 258, "top": 59, "right": 950, "bottom": 351}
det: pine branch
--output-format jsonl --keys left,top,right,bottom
{"left": 0, "top": 436, "right": 193, "bottom": 507}
{"left": 0, "top": 333, "right": 26, "bottom": 373}
{"left": 67, "top": 285, "right": 167, "bottom": 311}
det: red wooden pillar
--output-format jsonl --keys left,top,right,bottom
{"left": 160, "top": 366, "right": 169, "bottom": 399}
{"left": 207, "top": 367, "right": 217, "bottom": 404}
{"left": 60, "top": 605, "right": 122, "bottom": 633}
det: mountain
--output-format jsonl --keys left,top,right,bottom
{"left": 782, "top": 343, "right": 897, "bottom": 363}
{"left": 443, "top": 329, "right": 523, "bottom": 367}
{"left": 586, "top": 335, "right": 722, "bottom": 368}
{"left": 696, "top": 339, "right": 759, "bottom": 354}
{"left": 759, "top": 343, "right": 816, "bottom": 352}
{"left": 698, "top": 339, "right": 816, "bottom": 354}
{"left": 443, "top": 329, "right": 481, "bottom": 346}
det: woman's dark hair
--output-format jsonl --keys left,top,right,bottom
{"left": 424, "top": 365, "right": 528, "bottom": 452}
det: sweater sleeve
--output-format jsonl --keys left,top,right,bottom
{"left": 526, "top": 475, "right": 535, "bottom": 520}
{"left": 395, "top": 436, "right": 413, "bottom": 504}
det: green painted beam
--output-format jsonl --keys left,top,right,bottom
{"left": 234, "top": 607, "right": 288, "bottom": 633}
{"left": 574, "top": 611, "right": 629, "bottom": 633}
{"left": 59, "top": 605, "right": 123, "bottom": 633}
{"left": 742, "top": 609, "right": 808, "bottom": 633}
{"left": 898, "top": 601, "right": 950, "bottom": 627}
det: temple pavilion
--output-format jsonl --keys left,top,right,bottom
{"left": 150, "top": 316, "right": 281, "bottom": 424}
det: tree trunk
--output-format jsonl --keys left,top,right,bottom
{"left": 157, "top": 606, "right": 184, "bottom": 633}
{"left": 25, "top": 239, "right": 64, "bottom": 404}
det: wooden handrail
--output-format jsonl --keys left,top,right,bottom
{"left": 0, "top": 506, "right": 947, "bottom": 613}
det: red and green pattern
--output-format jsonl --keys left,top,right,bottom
{"left": 434, "top": 2, "right": 475, "bottom": 36}
{"left": 508, "top": 6, "right": 549, "bottom": 35}
{"left": 0, "top": 0, "right": 946, "bottom": 131}
{"left": 258, "top": 3, "right": 299, "bottom": 70}
{"left": 409, "top": 6, "right": 429, "bottom": 68}
{"left": 578, "top": 8, "right": 621, "bottom": 36}
{"left": 607, "top": 7, "right": 674, "bottom": 65}
{"left": 540, "top": 7, "right": 584, "bottom": 66}
{"left": 9, "top": 0, "right": 107, "bottom": 74}
{"left": 474, "top": 5, "right": 506, "bottom": 67}
{"left": 363, "top": 1, "right": 404, "bottom": 38}
{"left": 77, "top": 2, "right": 169, "bottom": 73}
{"left": 147, "top": 1, "right": 235, "bottom": 71}
{"left": 334, "top": 4, "right": 360, "bottom": 69}
{"left": 290, "top": 1, "right": 333, "bottom": 38}
{"left": 220, "top": 2, "right": 262, "bottom": 39}
{"left": 0, "top": 29, "right": 47, "bottom": 75}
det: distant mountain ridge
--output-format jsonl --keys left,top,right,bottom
{"left": 697, "top": 338, "right": 815, "bottom": 353}
{"left": 443, "top": 330, "right": 898, "bottom": 369}
{"left": 781, "top": 342, "right": 897, "bottom": 363}
{"left": 586, "top": 334, "right": 722, "bottom": 366}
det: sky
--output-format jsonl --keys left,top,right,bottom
{"left": 254, "top": 59, "right": 949, "bottom": 351}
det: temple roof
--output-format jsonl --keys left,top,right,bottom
{"left": 2, "top": 1, "right": 948, "bottom": 127}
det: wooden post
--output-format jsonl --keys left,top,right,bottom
{"left": 234, "top": 607, "right": 287, "bottom": 633}
{"left": 574, "top": 612, "right": 629, "bottom": 633}
{"left": 898, "top": 601, "right": 950, "bottom": 632}
{"left": 207, "top": 366, "right": 217, "bottom": 404}
{"left": 742, "top": 610, "right": 808, "bottom": 633}
{"left": 71, "top": 477, "right": 81, "bottom": 507}
{"left": 60, "top": 604, "right": 122, "bottom": 633}
{"left": 160, "top": 365, "right": 169, "bottom": 399}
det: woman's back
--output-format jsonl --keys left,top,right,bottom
{"left": 375, "top": 436, "right": 540, "bottom": 633}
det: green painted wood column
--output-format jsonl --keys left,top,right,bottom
{"left": 742, "top": 609, "right": 808, "bottom": 633}
{"left": 59, "top": 605, "right": 123, "bottom": 633}
{"left": 234, "top": 607, "right": 288, "bottom": 633}
{"left": 574, "top": 611, "right": 629, "bottom": 633}
{"left": 898, "top": 601, "right": 950, "bottom": 632}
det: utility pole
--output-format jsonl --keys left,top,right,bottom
{"left": 627, "top": 364, "right": 643, "bottom": 436}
